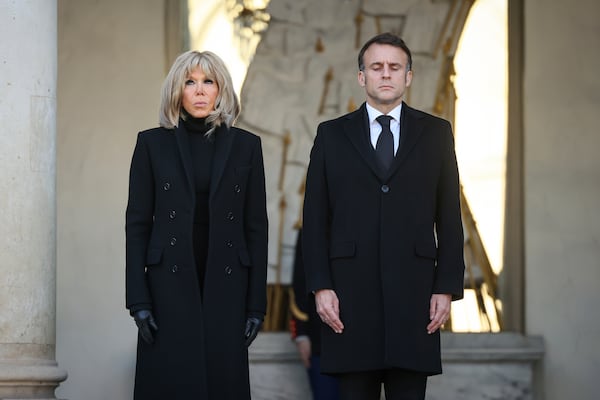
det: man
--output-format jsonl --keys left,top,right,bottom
{"left": 302, "top": 32, "right": 465, "bottom": 400}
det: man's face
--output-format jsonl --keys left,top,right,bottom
{"left": 358, "top": 43, "right": 413, "bottom": 111}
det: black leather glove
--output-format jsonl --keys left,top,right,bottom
{"left": 244, "top": 316, "right": 263, "bottom": 347}
{"left": 133, "top": 310, "right": 158, "bottom": 344}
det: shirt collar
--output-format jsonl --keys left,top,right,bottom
{"left": 365, "top": 102, "right": 403, "bottom": 125}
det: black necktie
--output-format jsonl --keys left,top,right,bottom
{"left": 376, "top": 115, "right": 394, "bottom": 171}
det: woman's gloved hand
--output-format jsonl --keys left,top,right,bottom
{"left": 244, "top": 317, "right": 263, "bottom": 347}
{"left": 133, "top": 309, "right": 158, "bottom": 344}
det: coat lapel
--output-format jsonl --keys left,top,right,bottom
{"left": 343, "top": 103, "right": 385, "bottom": 180}
{"left": 174, "top": 122, "right": 195, "bottom": 197}
{"left": 209, "top": 124, "right": 234, "bottom": 202}
{"left": 387, "top": 102, "right": 425, "bottom": 177}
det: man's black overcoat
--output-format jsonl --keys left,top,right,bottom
{"left": 302, "top": 103, "right": 464, "bottom": 376}
{"left": 125, "top": 123, "right": 268, "bottom": 399}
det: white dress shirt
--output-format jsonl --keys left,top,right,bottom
{"left": 366, "top": 102, "right": 402, "bottom": 155}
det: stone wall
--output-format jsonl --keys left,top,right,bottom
{"left": 522, "top": 0, "right": 600, "bottom": 398}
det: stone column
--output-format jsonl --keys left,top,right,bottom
{"left": 0, "top": 1, "right": 67, "bottom": 398}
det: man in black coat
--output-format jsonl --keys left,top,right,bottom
{"left": 302, "top": 33, "right": 465, "bottom": 400}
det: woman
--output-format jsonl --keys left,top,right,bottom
{"left": 125, "top": 50, "right": 268, "bottom": 399}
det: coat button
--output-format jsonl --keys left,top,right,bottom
{"left": 171, "top": 265, "right": 179, "bottom": 273}
{"left": 224, "top": 266, "right": 232, "bottom": 275}
{"left": 226, "top": 240, "right": 233, "bottom": 248}
{"left": 169, "top": 210, "right": 177, "bottom": 219}
{"left": 381, "top": 184, "right": 390, "bottom": 193}
{"left": 163, "top": 182, "right": 171, "bottom": 191}
{"left": 170, "top": 237, "right": 177, "bottom": 246}
{"left": 227, "top": 212, "right": 234, "bottom": 221}
{"left": 234, "top": 184, "right": 241, "bottom": 193}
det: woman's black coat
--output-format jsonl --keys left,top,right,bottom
{"left": 125, "top": 122, "right": 268, "bottom": 399}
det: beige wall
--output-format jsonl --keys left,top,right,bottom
{"left": 524, "top": 0, "right": 600, "bottom": 398}
{"left": 56, "top": 1, "right": 166, "bottom": 398}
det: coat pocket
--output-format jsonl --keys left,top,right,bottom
{"left": 329, "top": 241, "right": 356, "bottom": 259}
{"left": 146, "top": 247, "right": 163, "bottom": 266}
{"left": 238, "top": 248, "right": 251, "bottom": 267}
{"left": 414, "top": 241, "right": 437, "bottom": 260}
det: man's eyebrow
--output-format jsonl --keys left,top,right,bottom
{"left": 368, "top": 61, "right": 402, "bottom": 67}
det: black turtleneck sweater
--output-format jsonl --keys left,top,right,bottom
{"left": 182, "top": 116, "right": 215, "bottom": 294}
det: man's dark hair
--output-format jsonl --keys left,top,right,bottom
{"left": 357, "top": 32, "right": 412, "bottom": 72}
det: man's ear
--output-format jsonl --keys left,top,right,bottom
{"left": 358, "top": 70, "right": 366, "bottom": 87}
{"left": 406, "top": 70, "right": 413, "bottom": 87}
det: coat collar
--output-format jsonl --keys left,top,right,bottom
{"left": 174, "top": 122, "right": 194, "bottom": 196}
{"left": 174, "top": 121, "right": 234, "bottom": 201}
{"left": 343, "top": 102, "right": 425, "bottom": 181}
{"left": 209, "top": 123, "right": 234, "bottom": 202}
{"left": 387, "top": 102, "right": 425, "bottom": 177}
{"left": 343, "top": 103, "right": 382, "bottom": 180}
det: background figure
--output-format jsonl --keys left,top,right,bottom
{"left": 302, "top": 33, "right": 465, "bottom": 400}
{"left": 125, "top": 50, "right": 268, "bottom": 399}
{"left": 290, "top": 229, "right": 341, "bottom": 400}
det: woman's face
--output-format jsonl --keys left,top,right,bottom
{"left": 181, "top": 67, "right": 219, "bottom": 118}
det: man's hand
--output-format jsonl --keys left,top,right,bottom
{"left": 315, "top": 289, "right": 344, "bottom": 334}
{"left": 295, "top": 336, "right": 312, "bottom": 368}
{"left": 427, "top": 294, "right": 451, "bottom": 334}
{"left": 244, "top": 317, "right": 263, "bottom": 347}
{"left": 133, "top": 309, "right": 158, "bottom": 344}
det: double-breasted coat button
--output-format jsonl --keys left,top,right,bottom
{"left": 227, "top": 212, "right": 234, "bottom": 221}
{"left": 170, "top": 237, "right": 177, "bottom": 246}
{"left": 234, "top": 184, "right": 241, "bottom": 193}
{"left": 226, "top": 240, "right": 233, "bottom": 248}
{"left": 381, "top": 184, "right": 390, "bottom": 193}
{"left": 224, "top": 266, "right": 232, "bottom": 275}
{"left": 169, "top": 210, "right": 177, "bottom": 219}
{"left": 163, "top": 182, "right": 171, "bottom": 191}
{"left": 171, "top": 265, "right": 179, "bottom": 273}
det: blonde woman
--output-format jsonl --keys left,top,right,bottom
{"left": 126, "top": 50, "right": 267, "bottom": 399}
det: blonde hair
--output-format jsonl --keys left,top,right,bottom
{"left": 159, "top": 50, "right": 240, "bottom": 134}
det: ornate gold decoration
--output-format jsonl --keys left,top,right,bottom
{"left": 278, "top": 131, "right": 292, "bottom": 190}
{"left": 318, "top": 67, "right": 335, "bottom": 115}
{"left": 434, "top": 58, "right": 455, "bottom": 115}
{"left": 288, "top": 289, "right": 309, "bottom": 321}
{"left": 347, "top": 97, "right": 357, "bottom": 112}
{"left": 354, "top": 10, "right": 364, "bottom": 49}
{"left": 315, "top": 36, "right": 325, "bottom": 53}
{"left": 293, "top": 179, "right": 305, "bottom": 229}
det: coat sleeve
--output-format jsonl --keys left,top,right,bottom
{"left": 433, "top": 121, "right": 465, "bottom": 300}
{"left": 243, "top": 137, "right": 268, "bottom": 316}
{"left": 302, "top": 124, "right": 333, "bottom": 293}
{"left": 290, "top": 230, "right": 309, "bottom": 339}
{"left": 125, "top": 133, "right": 155, "bottom": 310}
